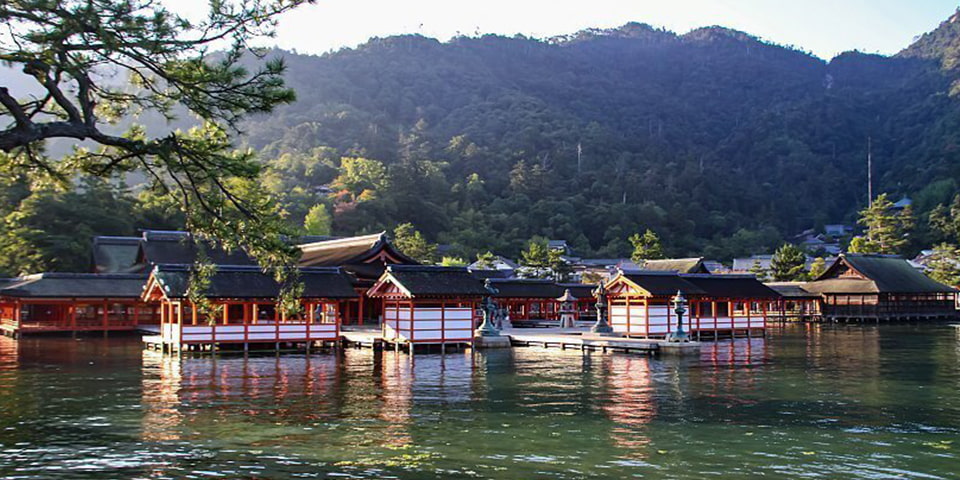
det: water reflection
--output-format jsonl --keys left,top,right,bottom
{"left": 600, "top": 354, "right": 655, "bottom": 457}
{"left": 2, "top": 329, "right": 959, "bottom": 479}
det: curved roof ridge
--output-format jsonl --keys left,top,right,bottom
{"left": 298, "top": 232, "right": 385, "bottom": 251}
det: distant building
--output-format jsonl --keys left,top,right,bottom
{"left": 702, "top": 260, "right": 728, "bottom": 274}
{"left": 824, "top": 224, "right": 853, "bottom": 238}
{"left": 731, "top": 255, "right": 773, "bottom": 273}
{"left": 570, "top": 258, "right": 625, "bottom": 282}
{"left": 802, "top": 254, "right": 956, "bottom": 321}
{"left": 892, "top": 197, "right": 912, "bottom": 210}
{"left": 637, "top": 257, "right": 711, "bottom": 274}
{"left": 547, "top": 239, "right": 572, "bottom": 255}
{"left": 467, "top": 255, "right": 519, "bottom": 278}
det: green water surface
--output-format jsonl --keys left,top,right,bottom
{"left": 0, "top": 324, "right": 958, "bottom": 479}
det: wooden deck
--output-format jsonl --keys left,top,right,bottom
{"left": 506, "top": 328, "right": 698, "bottom": 355}
{"left": 340, "top": 325, "right": 472, "bottom": 352}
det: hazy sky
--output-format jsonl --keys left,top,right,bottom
{"left": 170, "top": 1, "right": 958, "bottom": 60}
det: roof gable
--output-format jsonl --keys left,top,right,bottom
{"left": 92, "top": 236, "right": 143, "bottom": 273}
{"left": 369, "top": 265, "right": 489, "bottom": 298}
{"left": 606, "top": 271, "right": 706, "bottom": 297}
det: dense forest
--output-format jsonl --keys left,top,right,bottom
{"left": 5, "top": 13, "right": 960, "bottom": 275}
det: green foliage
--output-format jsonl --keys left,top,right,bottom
{"left": 848, "top": 236, "right": 880, "bottom": 254}
{"left": 392, "top": 222, "right": 437, "bottom": 264}
{"left": 186, "top": 248, "right": 222, "bottom": 325}
{"left": 519, "top": 237, "right": 551, "bottom": 272}
{"left": 7, "top": 12, "right": 960, "bottom": 275}
{"left": 518, "top": 237, "right": 571, "bottom": 280}
{"left": 474, "top": 251, "right": 497, "bottom": 269}
{"left": 330, "top": 157, "right": 389, "bottom": 203}
{"left": 851, "top": 194, "right": 913, "bottom": 255}
{"left": 0, "top": 177, "right": 143, "bottom": 275}
{"left": 629, "top": 229, "right": 665, "bottom": 263}
{"left": 927, "top": 243, "right": 960, "bottom": 286}
{"left": 770, "top": 243, "right": 808, "bottom": 281}
{"left": 440, "top": 256, "right": 467, "bottom": 267}
{"left": 808, "top": 257, "right": 827, "bottom": 279}
{"left": 749, "top": 259, "right": 770, "bottom": 282}
{"left": 303, "top": 203, "right": 332, "bottom": 236}
{"left": 926, "top": 195, "right": 960, "bottom": 286}
{"left": 0, "top": 0, "right": 312, "bottom": 307}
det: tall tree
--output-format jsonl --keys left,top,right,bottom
{"left": 849, "top": 194, "right": 912, "bottom": 255}
{"left": 927, "top": 244, "right": 960, "bottom": 286}
{"left": 0, "top": 0, "right": 312, "bottom": 302}
{"left": 548, "top": 248, "right": 572, "bottom": 282}
{"left": 329, "top": 157, "right": 389, "bottom": 203}
{"left": 519, "top": 237, "right": 551, "bottom": 278}
{"left": 303, "top": 204, "right": 332, "bottom": 236}
{"left": 392, "top": 222, "right": 437, "bottom": 264}
{"left": 474, "top": 251, "right": 498, "bottom": 270}
{"left": 808, "top": 257, "right": 827, "bottom": 279}
{"left": 749, "top": 259, "right": 770, "bottom": 282}
{"left": 770, "top": 243, "right": 807, "bottom": 281}
{"left": 629, "top": 229, "right": 665, "bottom": 263}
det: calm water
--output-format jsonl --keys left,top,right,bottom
{"left": 1, "top": 325, "right": 958, "bottom": 479}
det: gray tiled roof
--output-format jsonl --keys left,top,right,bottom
{"left": 0, "top": 273, "right": 148, "bottom": 298}
{"left": 152, "top": 265, "right": 358, "bottom": 299}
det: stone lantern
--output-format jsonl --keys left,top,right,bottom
{"left": 591, "top": 282, "right": 614, "bottom": 334}
{"left": 475, "top": 279, "right": 502, "bottom": 337}
{"left": 556, "top": 289, "right": 577, "bottom": 328}
{"left": 666, "top": 290, "right": 690, "bottom": 343}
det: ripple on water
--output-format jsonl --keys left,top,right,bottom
{"left": 0, "top": 327, "right": 959, "bottom": 479}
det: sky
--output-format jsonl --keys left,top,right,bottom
{"left": 162, "top": 0, "right": 960, "bottom": 60}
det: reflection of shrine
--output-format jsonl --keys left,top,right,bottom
{"left": 700, "top": 337, "right": 770, "bottom": 368}
{"left": 140, "top": 351, "right": 343, "bottom": 443}
{"left": 599, "top": 355, "right": 656, "bottom": 456}
{"left": 376, "top": 350, "right": 476, "bottom": 448}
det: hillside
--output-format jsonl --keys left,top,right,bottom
{"left": 228, "top": 17, "right": 960, "bottom": 260}
{"left": 4, "top": 15, "right": 960, "bottom": 274}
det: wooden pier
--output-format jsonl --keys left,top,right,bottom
{"left": 506, "top": 328, "right": 700, "bottom": 355}
{"left": 340, "top": 326, "right": 472, "bottom": 353}
{"left": 144, "top": 325, "right": 701, "bottom": 356}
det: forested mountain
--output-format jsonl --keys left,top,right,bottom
{"left": 237, "top": 15, "right": 960, "bottom": 259}
{"left": 5, "top": 13, "right": 960, "bottom": 274}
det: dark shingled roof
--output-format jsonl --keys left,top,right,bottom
{"left": 92, "top": 236, "right": 143, "bottom": 273}
{"left": 619, "top": 271, "right": 706, "bottom": 296}
{"left": 490, "top": 279, "right": 564, "bottom": 299}
{"left": 0, "top": 273, "right": 148, "bottom": 298}
{"left": 805, "top": 254, "right": 956, "bottom": 294}
{"left": 681, "top": 274, "right": 781, "bottom": 299}
{"left": 375, "top": 265, "right": 489, "bottom": 297}
{"left": 640, "top": 258, "right": 710, "bottom": 274}
{"left": 766, "top": 282, "right": 820, "bottom": 299}
{"left": 151, "top": 265, "right": 358, "bottom": 299}
{"left": 469, "top": 269, "right": 515, "bottom": 280}
{"left": 559, "top": 283, "right": 598, "bottom": 300}
{"left": 139, "top": 231, "right": 255, "bottom": 267}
